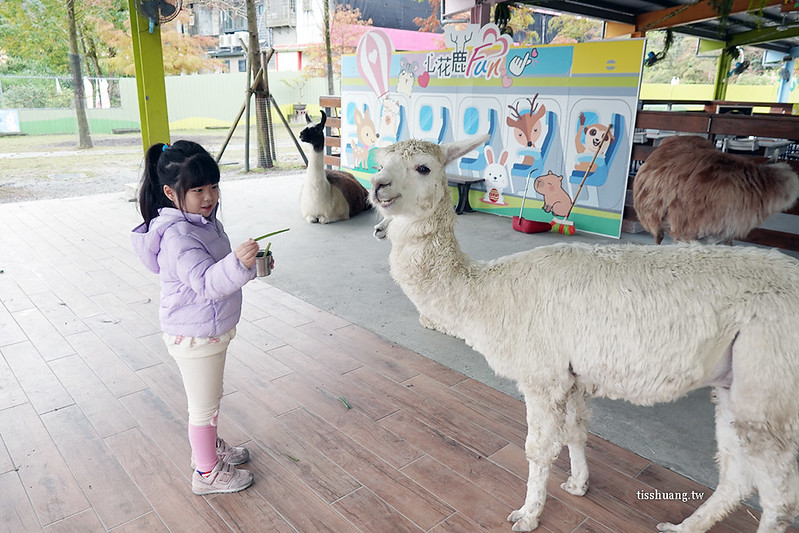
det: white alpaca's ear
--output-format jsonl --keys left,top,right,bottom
{"left": 441, "top": 134, "right": 490, "bottom": 165}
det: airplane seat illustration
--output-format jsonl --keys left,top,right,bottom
{"left": 510, "top": 111, "right": 558, "bottom": 178}
{"left": 459, "top": 107, "right": 498, "bottom": 172}
{"left": 395, "top": 104, "right": 407, "bottom": 142}
{"left": 415, "top": 102, "right": 452, "bottom": 144}
{"left": 569, "top": 112, "right": 625, "bottom": 188}
{"left": 343, "top": 102, "right": 357, "bottom": 166}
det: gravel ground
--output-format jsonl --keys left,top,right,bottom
{"left": 0, "top": 129, "right": 307, "bottom": 204}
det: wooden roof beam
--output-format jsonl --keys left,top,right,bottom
{"left": 636, "top": 0, "right": 782, "bottom": 33}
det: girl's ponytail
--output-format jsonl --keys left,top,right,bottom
{"left": 138, "top": 143, "right": 168, "bottom": 227}
{"left": 136, "top": 140, "right": 220, "bottom": 227}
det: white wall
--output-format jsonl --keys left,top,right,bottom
{"left": 276, "top": 51, "right": 301, "bottom": 71}
{"left": 296, "top": 0, "right": 324, "bottom": 45}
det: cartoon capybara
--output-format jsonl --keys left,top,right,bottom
{"left": 534, "top": 170, "right": 572, "bottom": 217}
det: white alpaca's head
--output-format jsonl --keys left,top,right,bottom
{"left": 369, "top": 135, "right": 490, "bottom": 219}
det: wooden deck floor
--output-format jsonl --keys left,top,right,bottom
{"left": 0, "top": 193, "right": 783, "bottom": 532}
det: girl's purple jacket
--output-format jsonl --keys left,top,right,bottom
{"left": 131, "top": 207, "right": 255, "bottom": 337}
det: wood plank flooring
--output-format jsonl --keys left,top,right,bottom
{"left": 0, "top": 193, "right": 788, "bottom": 532}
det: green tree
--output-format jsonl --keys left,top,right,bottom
{"left": 0, "top": 0, "right": 69, "bottom": 73}
{"left": 493, "top": 4, "right": 539, "bottom": 45}
{"left": 548, "top": 14, "right": 603, "bottom": 44}
{"left": 641, "top": 31, "right": 785, "bottom": 87}
{"left": 67, "top": 0, "right": 93, "bottom": 148}
{"left": 0, "top": 0, "right": 127, "bottom": 75}
{"left": 95, "top": 15, "right": 221, "bottom": 76}
{"left": 1, "top": 1, "right": 219, "bottom": 77}
{"left": 323, "top": 0, "right": 333, "bottom": 94}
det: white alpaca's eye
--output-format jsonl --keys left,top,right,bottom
{"left": 416, "top": 165, "right": 430, "bottom": 175}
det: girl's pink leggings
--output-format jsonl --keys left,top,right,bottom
{"left": 164, "top": 329, "right": 235, "bottom": 472}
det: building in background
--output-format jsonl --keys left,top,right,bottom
{"left": 187, "top": 0, "right": 432, "bottom": 73}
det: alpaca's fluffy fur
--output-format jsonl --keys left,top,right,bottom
{"left": 370, "top": 135, "right": 799, "bottom": 533}
{"left": 299, "top": 111, "right": 370, "bottom": 224}
{"left": 633, "top": 135, "right": 799, "bottom": 244}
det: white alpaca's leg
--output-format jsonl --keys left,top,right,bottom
{"left": 752, "top": 451, "right": 799, "bottom": 533}
{"left": 658, "top": 388, "right": 754, "bottom": 533}
{"left": 373, "top": 216, "right": 391, "bottom": 240}
{"left": 508, "top": 390, "right": 567, "bottom": 532}
{"left": 561, "top": 388, "right": 590, "bottom": 496}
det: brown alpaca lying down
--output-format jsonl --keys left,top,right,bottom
{"left": 633, "top": 135, "right": 799, "bottom": 244}
{"left": 299, "top": 111, "right": 371, "bottom": 224}
{"left": 325, "top": 169, "right": 371, "bottom": 217}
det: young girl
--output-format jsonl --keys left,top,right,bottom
{"left": 131, "top": 140, "right": 267, "bottom": 495}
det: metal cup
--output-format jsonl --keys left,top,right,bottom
{"left": 255, "top": 250, "right": 272, "bottom": 277}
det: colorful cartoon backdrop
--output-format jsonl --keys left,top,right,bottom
{"left": 341, "top": 25, "right": 645, "bottom": 238}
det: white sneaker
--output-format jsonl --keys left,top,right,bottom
{"left": 191, "top": 438, "right": 249, "bottom": 468}
{"left": 192, "top": 459, "right": 253, "bottom": 495}
{"left": 217, "top": 438, "right": 249, "bottom": 465}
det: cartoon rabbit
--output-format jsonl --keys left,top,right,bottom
{"left": 482, "top": 146, "right": 510, "bottom": 205}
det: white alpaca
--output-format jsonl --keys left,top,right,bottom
{"left": 299, "top": 111, "right": 370, "bottom": 224}
{"left": 369, "top": 135, "right": 799, "bottom": 533}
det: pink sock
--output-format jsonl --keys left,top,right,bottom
{"left": 189, "top": 424, "right": 218, "bottom": 473}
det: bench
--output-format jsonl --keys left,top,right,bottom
{"left": 447, "top": 174, "right": 485, "bottom": 214}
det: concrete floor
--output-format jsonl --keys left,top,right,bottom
{"left": 216, "top": 171, "right": 796, "bottom": 494}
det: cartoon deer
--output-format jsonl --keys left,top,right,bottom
{"left": 507, "top": 94, "right": 547, "bottom": 169}
{"left": 350, "top": 107, "right": 379, "bottom": 169}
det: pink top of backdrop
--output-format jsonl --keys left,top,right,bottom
{"left": 345, "top": 25, "right": 446, "bottom": 51}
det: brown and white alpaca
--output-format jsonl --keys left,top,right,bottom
{"left": 370, "top": 135, "right": 799, "bottom": 533}
{"left": 633, "top": 135, "right": 799, "bottom": 244}
{"left": 299, "top": 111, "right": 371, "bottom": 224}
